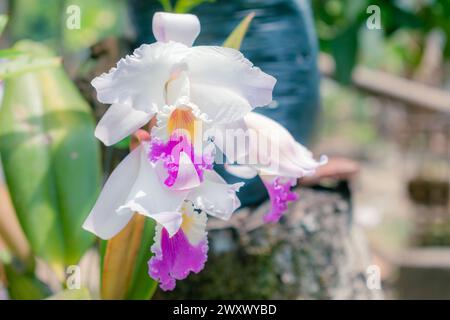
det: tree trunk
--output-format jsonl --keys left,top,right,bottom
{"left": 157, "top": 181, "right": 381, "bottom": 299}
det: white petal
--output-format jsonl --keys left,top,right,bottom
{"left": 166, "top": 71, "right": 190, "bottom": 106}
{"left": 224, "top": 164, "right": 258, "bottom": 179}
{"left": 95, "top": 103, "right": 153, "bottom": 146}
{"left": 190, "top": 83, "right": 252, "bottom": 124}
{"left": 187, "top": 170, "right": 243, "bottom": 220}
{"left": 155, "top": 151, "right": 201, "bottom": 191}
{"left": 91, "top": 42, "right": 188, "bottom": 111}
{"left": 150, "top": 105, "right": 173, "bottom": 142}
{"left": 206, "top": 119, "right": 249, "bottom": 163}
{"left": 243, "top": 112, "right": 327, "bottom": 177}
{"left": 146, "top": 211, "right": 183, "bottom": 237}
{"left": 180, "top": 203, "right": 207, "bottom": 245}
{"left": 152, "top": 12, "right": 200, "bottom": 47}
{"left": 82, "top": 146, "right": 142, "bottom": 239}
{"left": 117, "top": 143, "right": 188, "bottom": 235}
{"left": 171, "top": 151, "right": 202, "bottom": 190}
{"left": 185, "top": 46, "right": 276, "bottom": 122}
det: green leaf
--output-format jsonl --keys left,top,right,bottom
{"left": 46, "top": 287, "right": 91, "bottom": 300}
{"left": 0, "top": 15, "right": 8, "bottom": 37}
{"left": 174, "top": 0, "right": 214, "bottom": 13}
{"left": 223, "top": 12, "right": 255, "bottom": 50}
{"left": 0, "top": 55, "right": 61, "bottom": 80}
{"left": 125, "top": 218, "right": 157, "bottom": 300}
{"left": 0, "top": 49, "right": 24, "bottom": 59}
{"left": 113, "top": 136, "right": 130, "bottom": 150}
{"left": 158, "top": 0, "right": 173, "bottom": 12}
{"left": 329, "top": 21, "right": 359, "bottom": 84}
{"left": 0, "top": 40, "right": 101, "bottom": 267}
{"left": 0, "top": 184, "right": 33, "bottom": 268}
{"left": 4, "top": 259, "right": 51, "bottom": 300}
{"left": 101, "top": 215, "right": 157, "bottom": 300}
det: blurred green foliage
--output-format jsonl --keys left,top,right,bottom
{"left": 313, "top": 0, "right": 450, "bottom": 82}
{"left": 99, "top": 217, "right": 158, "bottom": 300}
{"left": 418, "top": 219, "right": 450, "bottom": 247}
{"left": 4, "top": 261, "right": 51, "bottom": 299}
{"left": 320, "top": 79, "right": 378, "bottom": 148}
{"left": 223, "top": 12, "right": 254, "bottom": 49}
{"left": 158, "top": 0, "right": 215, "bottom": 13}
{"left": 8, "top": 0, "right": 127, "bottom": 53}
{"left": 0, "top": 15, "right": 62, "bottom": 79}
{"left": 1, "top": 0, "right": 449, "bottom": 300}
{"left": 0, "top": 40, "right": 101, "bottom": 267}
{"left": 124, "top": 219, "right": 158, "bottom": 300}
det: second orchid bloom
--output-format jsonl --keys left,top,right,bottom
{"left": 83, "top": 12, "right": 326, "bottom": 290}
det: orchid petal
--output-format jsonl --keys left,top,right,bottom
{"left": 208, "top": 119, "right": 249, "bottom": 163}
{"left": 150, "top": 135, "right": 212, "bottom": 190}
{"left": 243, "top": 112, "right": 327, "bottom": 177}
{"left": 190, "top": 83, "right": 252, "bottom": 124}
{"left": 149, "top": 205, "right": 208, "bottom": 291}
{"left": 187, "top": 170, "right": 243, "bottom": 220}
{"left": 169, "top": 151, "right": 202, "bottom": 190}
{"left": 148, "top": 212, "right": 183, "bottom": 236}
{"left": 224, "top": 164, "right": 258, "bottom": 179}
{"left": 152, "top": 12, "right": 200, "bottom": 47}
{"left": 82, "top": 146, "right": 141, "bottom": 240}
{"left": 95, "top": 102, "right": 153, "bottom": 146}
{"left": 185, "top": 46, "right": 276, "bottom": 123}
{"left": 91, "top": 42, "right": 188, "bottom": 112}
{"left": 117, "top": 143, "right": 188, "bottom": 236}
{"left": 261, "top": 176, "right": 298, "bottom": 223}
{"left": 166, "top": 71, "right": 190, "bottom": 106}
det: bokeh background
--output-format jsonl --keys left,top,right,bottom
{"left": 1, "top": 0, "right": 450, "bottom": 299}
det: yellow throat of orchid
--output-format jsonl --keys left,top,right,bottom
{"left": 180, "top": 209, "right": 195, "bottom": 233}
{"left": 167, "top": 106, "right": 197, "bottom": 140}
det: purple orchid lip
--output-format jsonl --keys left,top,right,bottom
{"left": 263, "top": 177, "right": 298, "bottom": 223}
{"left": 148, "top": 226, "right": 208, "bottom": 291}
{"left": 149, "top": 134, "right": 214, "bottom": 188}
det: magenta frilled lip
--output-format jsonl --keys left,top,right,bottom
{"left": 149, "top": 134, "right": 214, "bottom": 188}
{"left": 263, "top": 177, "right": 298, "bottom": 223}
{"left": 148, "top": 227, "right": 208, "bottom": 291}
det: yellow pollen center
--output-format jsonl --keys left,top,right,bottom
{"left": 167, "top": 106, "right": 196, "bottom": 139}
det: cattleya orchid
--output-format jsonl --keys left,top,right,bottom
{"left": 221, "top": 112, "right": 327, "bottom": 222}
{"left": 83, "top": 12, "right": 325, "bottom": 291}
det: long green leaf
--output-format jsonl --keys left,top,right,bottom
{"left": 174, "top": 0, "right": 214, "bottom": 13}
{"left": 0, "top": 40, "right": 101, "bottom": 267}
{"left": 330, "top": 21, "right": 359, "bottom": 84}
{"left": 158, "top": 0, "right": 173, "bottom": 12}
{"left": 0, "top": 184, "right": 32, "bottom": 267}
{"left": 0, "top": 55, "right": 61, "bottom": 80}
{"left": 0, "top": 49, "right": 24, "bottom": 59}
{"left": 223, "top": 12, "right": 255, "bottom": 50}
{"left": 101, "top": 215, "right": 157, "bottom": 300}
{"left": 125, "top": 218, "right": 157, "bottom": 299}
{"left": 3, "top": 258, "right": 51, "bottom": 300}
{"left": 0, "top": 15, "right": 8, "bottom": 37}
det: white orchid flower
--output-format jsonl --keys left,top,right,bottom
{"left": 92, "top": 11, "right": 275, "bottom": 195}
{"left": 84, "top": 11, "right": 278, "bottom": 291}
{"left": 220, "top": 112, "right": 327, "bottom": 222}
{"left": 82, "top": 141, "right": 242, "bottom": 240}
{"left": 82, "top": 11, "right": 323, "bottom": 291}
{"left": 148, "top": 201, "right": 208, "bottom": 291}
{"left": 84, "top": 11, "right": 273, "bottom": 238}
{"left": 82, "top": 138, "right": 242, "bottom": 291}
{"left": 93, "top": 11, "right": 276, "bottom": 148}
